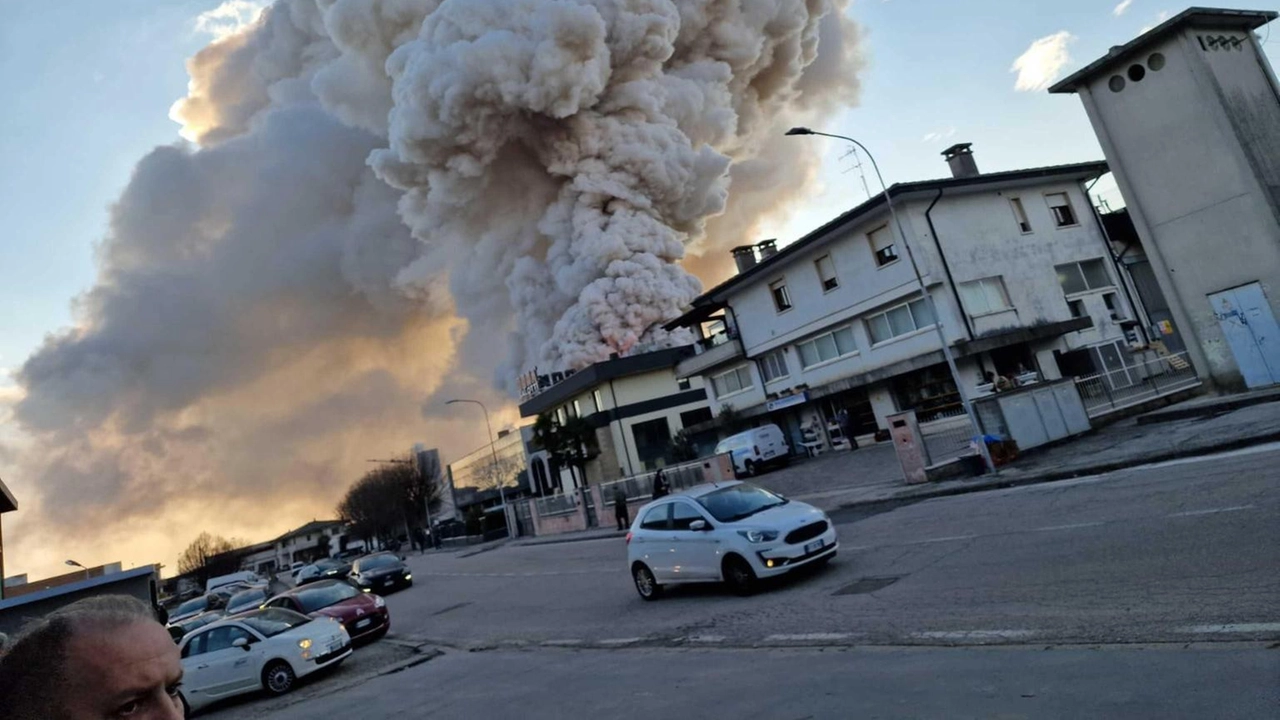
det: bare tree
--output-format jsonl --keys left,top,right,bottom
{"left": 473, "top": 452, "right": 523, "bottom": 493}
{"left": 177, "top": 532, "right": 239, "bottom": 586}
{"left": 337, "top": 455, "right": 442, "bottom": 546}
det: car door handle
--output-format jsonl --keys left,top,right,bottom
{"left": 196, "top": 664, "right": 209, "bottom": 670}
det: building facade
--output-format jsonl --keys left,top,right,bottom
{"left": 669, "top": 148, "right": 1134, "bottom": 450}
{"left": 517, "top": 347, "right": 713, "bottom": 489}
{"left": 1051, "top": 7, "right": 1280, "bottom": 390}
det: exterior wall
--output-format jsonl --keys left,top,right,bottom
{"left": 611, "top": 399, "right": 712, "bottom": 475}
{"left": 448, "top": 427, "right": 529, "bottom": 492}
{"left": 1075, "top": 26, "right": 1280, "bottom": 388}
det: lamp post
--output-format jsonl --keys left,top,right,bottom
{"left": 446, "top": 399, "right": 511, "bottom": 536}
{"left": 784, "top": 127, "right": 994, "bottom": 473}
{"left": 65, "top": 559, "right": 90, "bottom": 581}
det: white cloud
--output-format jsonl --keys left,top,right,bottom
{"left": 194, "top": 0, "right": 267, "bottom": 40}
{"left": 922, "top": 127, "right": 957, "bottom": 143}
{"left": 1011, "top": 31, "right": 1075, "bottom": 92}
{"left": 1113, "top": 0, "right": 1134, "bottom": 17}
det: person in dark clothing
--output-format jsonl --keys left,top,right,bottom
{"left": 614, "top": 490, "right": 630, "bottom": 530}
{"left": 651, "top": 469, "right": 670, "bottom": 499}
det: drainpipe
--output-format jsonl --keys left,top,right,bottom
{"left": 924, "top": 188, "right": 975, "bottom": 345}
{"left": 1082, "top": 178, "right": 1152, "bottom": 345}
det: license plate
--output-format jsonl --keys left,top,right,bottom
{"left": 327, "top": 641, "right": 342, "bottom": 653}
{"left": 355, "top": 618, "right": 372, "bottom": 629}
{"left": 804, "top": 539, "right": 824, "bottom": 554}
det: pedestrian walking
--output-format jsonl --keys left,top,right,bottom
{"left": 651, "top": 468, "right": 670, "bottom": 499}
{"left": 614, "top": 489, "right": 630, "bottom": 530}
{"left": 835, "top": 407, "right": 857, "bottom": 450}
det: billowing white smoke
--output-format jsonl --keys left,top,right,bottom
{"left": 6, "top": 0, "right": 861, "bottom": 576}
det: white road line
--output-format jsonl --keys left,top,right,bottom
{"left": 596, "top": 637, "right": 644, "bottom": 646}
{"left": 912, "top": 629, "right": 1038, "bottom": 641}
{"left": 1179, "top": 623, "right": 1280, "bottom": 634}
{"left": 540, "top": 639, "right": 584, "bottom": 647}
{"left": 1031, "top": 522, "right": 1105, "bottom": 532}
{"left": 1167, "top": 504, "right": 1255, "bottom": 518}
{"left": 764, "top": 633, "right": 855, "bottom": 642}
{"left": 907, "top": 534, "right": 976, "bottom": 545}
{"left": 686, "top": 635, "right": 726, "bottom": 643}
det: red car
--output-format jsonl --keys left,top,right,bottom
{"left": 263, "top": 579, "right": 389, "bottom": 643}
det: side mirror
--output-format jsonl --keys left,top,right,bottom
{"left": 689, "top": 519, "right": 709, "bottom": 532}
{"left": 232, "top": 637, "right": 250, "bottom": 651}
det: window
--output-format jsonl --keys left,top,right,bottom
{"left": 671, "top": 503, "right": 705, "bottom": 531}
{"left": 958, "top": 277, "right": 1012, "bottom": 317}
{"left": 869, "top": 226, "right": 898, "bottom": 267}
{"left": 711, "top": 365, "right": 753, "bottom": 397}
{"left": 815, "top": 254, "right": 839, "bottom": 291}
{"left": 1068, "top": 298, "right": 1086, "bottom": 318}
{"left": 1046, "top": 192, "right": 1078, "bottom": 227}
{"left": 639, "top": 504, "right": 670, "bottom": 531}
{"left": 593, "top": 389, "right": 604, "bottom": 413}
{"left": 796, "top": 326, "right": 858, "bottom": 368}
{"left": 201, "top": 626, "right": 254, "bottom": 654}
{"left": 770, "top": 280, "right": 792, "bottom": 312}
{"left": 1009, "top": 197, "right": 1032, "bottom": 233}
{"left": 867, "top": 298, "right": 937, "bottom": 344}
{"left": 571, "top": 399, "right": 582, "bottom": 418}
{"left": 556, "top": 407, "right": 567, "bottom": 425}
{"left": 760, "top": 349, "right": 790, "bottom": 383}
{"left": 1056, "top": 259, "right": 1112, "bottom": 295}
{"left": 677, "top": 377, "right": 691, "bottom": 391}
{"left": 1103, "top": 292, "right": 1123, "bottom": 321}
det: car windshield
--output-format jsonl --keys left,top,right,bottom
{"left": 315, "top": 559, "right": 343, "bottom": 570}
{"left": 176, "top": 597, "right": 208, "bottom": 615}
{"left": 356, "top": 555, "right": 400, "bottom": 571}
{"left": 295, "top": 581, "right": 360, "bottom": 612}
{"left": 239, "top": 608, "right": 313, "bottom": 637}
{"left": 226, "top": 589, "right": 266, "bottom": 612}
{"left": 695, "top": 483, "right": 787, "bottom": 522}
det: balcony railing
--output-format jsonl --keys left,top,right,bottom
{"left": 677, "top": 336, "right": 745, "bottom": 379}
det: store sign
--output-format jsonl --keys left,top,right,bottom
{"left": 767, "top": 392, "right": 808, "bottom": 412}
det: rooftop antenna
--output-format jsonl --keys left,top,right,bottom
{"left": 840, "top": 144, "right": 873, "bottom": 201}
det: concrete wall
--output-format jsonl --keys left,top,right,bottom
{"left": 0, "top": 568, "right": 158, "bottom": 636}
{"left": 1076, "top": 27, "right": 1280, "bottom": 388}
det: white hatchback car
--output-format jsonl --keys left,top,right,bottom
{"left": 626, "top": 481, "right": 837, "bottom": 599}
{"left": 178, "top": 607, "right": 351, "bottom": 713}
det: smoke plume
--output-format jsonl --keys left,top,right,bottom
{"left": 4, "top": 0, "right": 862, "bottom": 578}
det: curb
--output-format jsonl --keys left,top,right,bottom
{"left": 1137, "top": 391, "right": 1280, "bottom": 424}
{"left": 512, "top": 531, "right": 627, "bottom": 548}
{"left": 837, "top": 431, "right": 1280, "bottom": 511}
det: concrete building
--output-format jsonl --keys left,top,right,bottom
{"left": 0, "top": 476, "right": 15, "bottom": 600}
{"left": 0, "top": 565, "right": 160, "bottom": 636}
{"left": 2, "top": 562, "right": 124, "bottom": 599}
{"left": 517, "top": 346, "right": 712, "bottom": 488}
{"left": 1050, "top": 7, "right": 1280, "bottom": 390}
{"left": 668, "top": 147, "right": 1131, "bottom": 450}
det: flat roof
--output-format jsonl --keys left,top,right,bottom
{"left": 0, "top": 566, "right": 156, "bottom": 612}
{"left": 1049, "top": 7, "right": 1278, "bottom": 93}
{"left": 0, "top": 475, "right": 15, "bottom": 513}
{"left": 518, "top": 345, "right": 695, "bottom": 417}
{"left": 667, "top": 160, "right": 1108, "bottom": 327}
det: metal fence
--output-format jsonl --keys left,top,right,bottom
{"left": 534, "top": 493, "right": 578, "bottom": 517}
{"left": 920, "top": 415, "right": 978, "bottom": 465}
{"left": 1073, "top": 351, "right": 1200, "bottom": 417}
{"left": 598, "top": 458, "right": 711, "bottom": 503}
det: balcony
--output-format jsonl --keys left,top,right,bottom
{"left": 677, "top": 335, "right": 745, "bottom": 379}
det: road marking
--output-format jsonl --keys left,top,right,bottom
{"left": 540, "top": 639, "right": 584, "bottom": 647}
{"left": 596, "top": 637, "right": 644, "bottom": 646}
{"left": 1179, "top": 623, "right": 1280, "bottom": 634}
{"left": 1030, "top": 522, "right": 1104, "bottom": 532}
{"left": 764, "top": 632, "right": 855, "bottom": 642}
{"left": 912, "top": 629, "right": 1038, "bottom": 641}
{"left": 907, "top": 534, "right": 976, "bottom": 545}
{"left": 686, "top": 635, "right": 726, "bottom": 643}
{"left": 1167, "top": 504, "right": 1254, "bottom": 518}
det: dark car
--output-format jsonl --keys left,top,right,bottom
{"left": 263, "top": 579, "right": 389, "bottom": 643}
{"left": 170, "top": 595, "right": 217, "bottom": 625}
{"left": 349, "top": 552, "right": 413, "bottom": 594}
{"left": 166, "top": 610, "right": 223, "bottom": 643}
{"left": 315, "top": 557, "right": 352, "bottom": 580}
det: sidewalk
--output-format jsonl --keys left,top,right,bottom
{"left": 510, "top": 392, "right": 1280, "bottom": 547}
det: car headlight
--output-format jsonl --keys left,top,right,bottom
{"left": 298, "top": 638, "right": 312, "bottom": 650}
{"left": 403, "top": 574, "right": 412, "bottom": 581}
{"left": 374, "top": 595, "right": 385, "bottom": 608}
{"left": 738, "top": 529, "right": 779, "bottom": 543}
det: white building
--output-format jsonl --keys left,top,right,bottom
{"left": 668, "top": 146, "right": 1135, "bottom": 449}
{"left": 517, "top": 347, "right": 713, "bottom": 488}
{"left": 1050, "top": 7, "right": 1280, "bottom": 390}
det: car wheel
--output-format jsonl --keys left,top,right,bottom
{"left": 632, "top": 563, "right": 662, "bottom": 601}
{"left": 262, "top": 660, "right": 297, "bottom": 696}
{"left": 723, "top": 555, "right": 757, "bottom": 596}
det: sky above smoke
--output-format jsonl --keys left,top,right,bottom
{"left": 4, "top": 0, "right": 862, "bottom": 579}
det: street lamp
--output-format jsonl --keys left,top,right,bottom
{"left": 785, "top": 127, "right": 994, "bottom": 473}
{"left": 446, "top": 398, "right": 512, "bottom": 536}
{"left": 65, "top": 559, "right": 89, "bottom": 581}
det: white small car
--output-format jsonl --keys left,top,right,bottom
{"left": 626, "top": 481, "right": 837, "bottom": 599}
{"left": 715, "top": 425, "right": 791, "bottom": 477}
{"left": 178, "top": 607, "right": 351, "bottom": 713}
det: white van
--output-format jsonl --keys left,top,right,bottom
{"left": 714, "top": 424, "right": 791, "bottom": 477}
{"left": 205, "top": 570, "right": 264, "bottom": 595}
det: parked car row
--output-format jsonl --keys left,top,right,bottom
{"left": 165, "top": 551, "right": 414, "bottom": 715}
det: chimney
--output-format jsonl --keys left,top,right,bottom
{"left": 756, "top": 239, "right": 778, "bottom": 259}
{"left": 731, "top": 245, "right": 759, "bottom": 274}
{"left": 942, "top": 143, "right": 979, "bottom": 179}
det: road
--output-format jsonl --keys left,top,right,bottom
{"left": 216, "top": 444, "right": 1280, "bottom": 718}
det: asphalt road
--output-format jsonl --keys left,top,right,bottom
{"left": 383, "top": 442, "right": 1280, "bottom": 649}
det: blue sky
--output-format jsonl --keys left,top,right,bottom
{"left": 1, "top": 0, "right": 1277, "bottom": 382}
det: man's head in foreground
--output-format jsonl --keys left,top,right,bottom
{"left": 0, "top": 594, "right": 184, "bottom": 720}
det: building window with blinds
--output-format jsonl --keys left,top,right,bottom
{"left": 868, "top": 225, "right": 898, "bottom": 267}
{"left": 711, "top": 365, "right": 754, "bottom": 398}
{"left": 959, "top": 276, "right": 1012, "bottom": 317}
{"left": 760, "top": 349, "right": 790, "bottom": 383}
{"left": 867, "top": 298, "right": 937, "bottom": 345}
